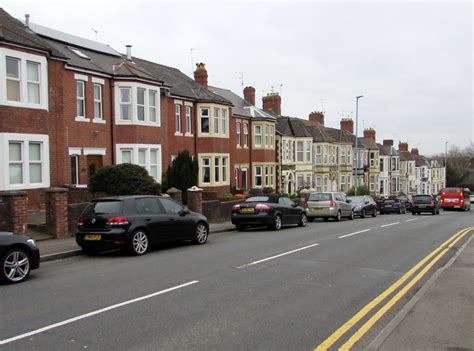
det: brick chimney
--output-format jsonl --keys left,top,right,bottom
{"left": 194, "top": 63, "right": 208, "bottom": 89}
{"left": 398, "top": 142, "right": 408, "bottom": 152}
{"left": 262, "top": 93, "right": 281, "bottom": 115}
{"left": 243, "top": 86, "right": 256, "bottom": 106}
{"left": 363, "top": 128, "right": 376, "bottom": 141}
{"left": 383, "top": 139, "right": 394, "bottom": 147}
{"left": 340, "top": 118, "right": 354, "bottom": 134}
{"left": 411, "top": 148, "right": 419, "bottom": 157}
{"left": 309, "top": 111, "right": 324, "bottom": 125}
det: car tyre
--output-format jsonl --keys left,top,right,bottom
{"left": 308, "top": 217, "right": 315, "bottom": 223}
{"left": 372, "top": 209, "right": 377, "bottom": 217}
{"left": 194, "top": 222, "right": 208, "bottom": 244}
{"left": 349, "top": 211, "right": 354, "bottom": 220}
{"left": 412, "top": 211, "right": 416, "bottom": 215}
{"left": 129, "top": 230, "right": 149, "bottom": 256}
{"left": 361, "top": 209, "right": 366, "bottom": 218}
{"left": 298, "top": 212, "right": 307, "bottom": 227}
{"left": 334, "top": 211, "right": 341, "bottom": 222}
{"left": 272, "top": 214, "right": 282, "bottom": 231}
{"left": 236, "top": 225, "right": 246, "bottom": 231}
{"left": 0, "top": 248, "right": 31, "bottom": 284}
{"left": 323, "top": 217, "right": 329, "bottom": 222}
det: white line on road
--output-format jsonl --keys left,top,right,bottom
{"left": 0, "top": 280, "right": 199, "bottom": 346}
{"left": 381, "top": 222, "right": 400, "bottom": 228}
{"left": 405, "top": 218, "right": 418, "bottom": 222}
{"left": 339, "top": 229, "right": 371, "bottom": 239}
{"left": 237, "top": 243, "right": 319, "bottom": 269}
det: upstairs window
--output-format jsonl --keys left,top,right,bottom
{"left": 221, "top": 109, "right": 227, "bottom": 134}
{"left": 119, "top": 87, "right": 132, "bottom": 120}
{"left": 137, "top": 88, "right": 145, "bottom": 121}
{"left": 254, "top": 125, "right": 262, "bottom": 147}
{"left": 93, "top": 84, "right": 102, "bottom": 120}
{"left": 316, "top": 145, "right": 322, "bottom": 164}
{"left": 297, "top": 141, "right": 304, "bottom": 162}
{"left": 270, "top": 126, "right": 274, "bottom": 148}
{"left": 1, "top": 49, "right": 48, "bottom": 109}
{"left": 236, "top": 122, "right": 241, "bottom": 146}
{"left": 149, "top": 90, "right": 158, "bottom": 123}
{"left": 201, "top": 108, "right": 210, "bottom": 133}
{"left": 185, "top": 106, "right": 192, "bottom": 134}
{"left": 264, "top": 125, "right": 269, "bottom": 147}
{"left": 76, "top": 80, "right": 85, "bottom": 117}
{"left": 214, "top": 108, "right": 220, "bottom": 134}
{"left": 243, "top": 124, "right": 249, "bottom": 147}
{"left": 175, "top": 104, "right": 181, "bottom": 133}
{"left": 115, "top": 83, "right": 161, "bottom": 126}
{"left": 306, "top": 141, "right": 311, "bottom": 162}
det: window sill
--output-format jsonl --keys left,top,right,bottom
{"left": 174, "top": 132, "right": 184, "bottom": 136}
{"left": 184, "top": 133, "right": 194, "bottom": 137}
{"left": 75, "top": 117, "right": 90, "bottom": 123}
{"left": 92, "top": 119, "right": 106, "bottom": 124}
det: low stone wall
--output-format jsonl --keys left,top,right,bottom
{"left": 202, "top": 199, "right": 243, "bottom": 222}
{"left": 0, "top": 202, "right": 9, "bottom": 231}
{"left": 68, "top": 202, "right": 89, "bottom": 233}
{"left": 202, "top": 191, "right": 218, "bottom": 201}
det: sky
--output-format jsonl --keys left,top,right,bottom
{"left": 2, "top": 0, "right": 472, "bottom": 156}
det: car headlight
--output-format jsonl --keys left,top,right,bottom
{"left": 27, "top": 239, "right": 36, "bottom": 247}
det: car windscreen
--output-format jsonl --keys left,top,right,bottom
{"left": 383, "top": 200, "right": 395, "bottom": 204}
{"left": 309, "top": 193, "right": 331, "bottom": 201}
{"left": 413, "top": 196, "right": 432, "bottom": 204}
{"left": 83, "top": 200, "right": 123, "bottom": 215}
{"left": 246, "top": 196, "right": 270, "bottom": 203}
{"left": 348, "top": 196, "right": 364, "bottom": 204}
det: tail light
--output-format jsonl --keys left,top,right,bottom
{"left": 106, "top": 216, "right": 129, "bottom": 226}
{"left": 232, "top": 204, "right": 241, "bottom": 213}
{"left": 255, "top": 204, "right": 270, "bottom": 212}
{"left": 329, "top": 200, "right": 336, "bottom": 208}
{"left": 77, "top": 217, "right": 84, "bottom": 228}
{"left": 460, "top": 199, "right": 464, "bottom": 204}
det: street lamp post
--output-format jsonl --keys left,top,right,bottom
{"left": 444, "top": 141, "right": 448, "bottom": 187}
{"left": 354, "top": 95, "right": 364, "bottom": 195}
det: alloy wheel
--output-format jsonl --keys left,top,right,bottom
{"left": 299, "top": 213, "right": 307, "bottom": 227}
{"left": 2, "top": 249, "right": 30, "bottom": 283}
{"left": 131, "top": 231, "right": 148, "bottom": 255}
{"left": 195, "top": 223, "right": 208, "bottom": 244}
{"left": 274, "top": 215, "right": 282, "bottom": 230}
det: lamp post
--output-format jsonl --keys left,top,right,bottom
{"left": 354, "top": 95, "right": 364, "bottom": 194}
{"left": 444, "top": 141, "right": 448, "bottom": 187}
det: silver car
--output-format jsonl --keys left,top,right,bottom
{"left": 307, "top": 192, "right": 354, "bottom": 222}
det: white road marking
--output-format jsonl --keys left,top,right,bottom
{"left": 406, "top": 218, "right": 418, "bottom": 222}
{"left": 237, "top": 243, "right": 319, "bottom": 269}
{"left": 339, "top": 229, "right": 371, "bottom": 239}
{"left": 0, "top": 280, "right": 199, "bottom": 346}
{"left": 381, "top": 222, "right": 400, "bottom": 228}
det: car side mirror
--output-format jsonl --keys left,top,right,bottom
{"left": 291, "top": 203, "right": 297, "bottom": 207}
{"left": 365, "top": 201, "right": 369, "bottom": 204}
{"left": 346, "top": 199, "right": 351, "bottom": 203}
{"left": 179, "top": 209, "right": 190, "bottom": 216}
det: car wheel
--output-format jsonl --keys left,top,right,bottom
{"left": 236, "top": 225, "right": 246, "bottom": 231}
{"left": 412, "top": 211, "right": 416, "bottom": 215}
{"left": 432, "top": 209, "right": 436, "bottom": 215}
{"left": 349, "top": 211, "right": 354, "bottom": 220}
{"left": 1, "top": 248, "right": 31, "bottom": 284}
{"left": 380, "top": 211, "right": 384, "bottom": 215}
{"left": 273, "top": 214, "right": 282, "bottom": 231}
{"left": 194, "top": 222, "right": 208, "bottom": 244}
{"left": 361, "top": 209, "right": 366, "bottom": 218}
{"left": 298, "top": 212, "right": 307, "bottom": 227}
{"left": 323, "top": 217, "right": 329, "bottom": 222}
{"left": 372, "top": 209, "right": 377, "bottom": 217}
{"left": 335, "top": 211, "right": 341, "bottom": 222}
{"left": 129, "top": 230, "right": 149, "bottom": 256}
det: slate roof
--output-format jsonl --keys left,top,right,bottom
{"left": 0, "top": 8, "right": 66, "bottom": 59}
{"left": 414, "top": 155, "right": 430, "bottom": 167}
{"left": 357, "top": 137, "right": 379, "bottom": 150}
{"left": 301, "top": 120, "right": 336, "bottom": 143}
{"left": 378, "top": 144, "right": 399, "bottom": 156}
{"left": 399, "top": 151, "right": 414, "bottom": 161}
{"left": 276, "top": 117, "right": 312, "bottom": 138}
{"left": 324, "top": 127, "right": 355, "bottom": 144}
{"left": 208, "top": 86, "right": 274, "bottom": 118}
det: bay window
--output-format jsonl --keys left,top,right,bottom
{"left": 297, "top": 141, "right": 304, "bottom": 162}
{"left": 214, "top": 108, "right": 220, "bottom": 134}
{"left": 255, "top": 166, "right": 262, "bottom": 187}
{"left": 221, "top": 109, "right": 227, "bottom": 134}
{"left": 119, "top": 87, "right": 132, "bottom": 120}
{"left": 254, "top": 125, "right": 262, "bottom": 147}
{"left": 306, "top": 141, "right": 311, "bottom": 162}
{"left": 137, "top": 88, "right": 145, "bottom": 121}
{"left": 201, "top": 108, "right": 210, "bottom": 133}
{"left": 116, "top": 144, "right": 162, "bottom": 182}
{"left": 115, "top": 83, "right": 161, "bottom": 125}
{"left": 26, "top": 61, "right": 40, "bottom": 104}
{"left": 149, "top": 90, "right": 158, "bottom": 123}
{"left": 6, "top": 57, "right": 20, "bottom": 102}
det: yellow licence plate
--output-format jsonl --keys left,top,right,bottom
{"left": 242, "top": 208, "right": 255, "bottom": 213}
{"left": 418, "top": 205, "right": 426, "bottom": 208}
{"left": 385, "top": 205, "right": 392, "bottom": 208}
{"left": 85, "top": 234, "right": 101, "bottom": 241}
{"left": 313, "top": 208, "right": 324, "bottom": 212}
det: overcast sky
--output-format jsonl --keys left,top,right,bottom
{"left": 3, "top": 0, "right": 472, "bottom": 155}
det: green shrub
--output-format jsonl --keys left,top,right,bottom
{"left": 89, "top": 164, "right": 161, "bottom": 196}
{"left": 164, "top": 150, "right": 198, "bottom": 203}
{"left": 346, "top": 185, "right": 370, "bottom": 196}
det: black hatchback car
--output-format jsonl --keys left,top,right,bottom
{"left": 1, "top": 232, "right": 40, "bottom": 284}
{"left": 412, "top": 195, "right": 440, "bottom": 215}
{"left": 347, "top": 195, "right": 378, "bottom": 218}
{"left": 76, "top": 196, "right": 209, "bottom": 255}
{"left": 231, "top": 195, "right": 307, "bottom": 231}
{"left": 379, "top": 198, "right": 407, "bottom": 214}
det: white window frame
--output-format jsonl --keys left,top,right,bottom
{"left": 221, "top": 108, "right": 227, "bottom": 135}
{"left": 236, "top": 122, "right": 241, "bottom": 147}
{"left": 0, "top": 133, "right": 50, "bottom": 190}
{"left": 297, "top": 141, "right": 304, "bottom": 162}
{"left": 200, "top": 107, "right": 210, "bottom": 134}
{"left": 93, "top": 83, "right": 103, "bottom": 121}
{"left": 70, "top": 154, "right": 79, "bottom": 185}
{"left": 185, "top": 105, "right": 192, "bottom": 135}
{"left": 264, "top": 125, "right": 269, "bottom": 147}
{"left": 26, "top": 61, "right": 40, "bottom": 104}
{"left": 198, "top": 154, "right": 230, "bottom": 186}
{"left": 115, "top": 144, "right": 162, "bottom": 182}
{"left": 270, "top": 126, "right": 274, "bottom": 148}
{"left": 149, "top": 90, "right": 158, "bottom": 123}
{"left": 243, "top": 123, "right": 249, "bottom": 147}
{"left": 76, "top": 80, "right": 86, "bottom": 118}
{"left": 114, "top": 82, "right": 161, "bottom": 126}
{"left": 254, "top": 125, "right": 262, "bottom": 147}
{"left": 254, "top": 166, "right": 262, "bottom": 187}
{"left": 306, "top": 141, "right": 311, "bottom": 162}
{"left": 214, "top": 107, "right": 220, "bottom": 134}
{"left": 0, "top": 48, "right": 48, "bottom": 110}
{"left": 136, "top": 87, "right": 146, "bottom": 122}
{"left": 175, "top": 104, "right": 182, "bottom": 134}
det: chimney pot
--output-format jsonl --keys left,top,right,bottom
{"left": 398, "top": 142, "right": 409, "bottom": 152}
{"left": 411, "top": 148, "right": 419, "bottom": 156}
{"left": 309, "top": 111, "right": 324, "bottom": 125}
{"left": 383, "top": 139, "right": 394, "bottom": 147}
{"left": 126, "top": 45, "right": 132, "bottom": 61}
{"left": 25, "top": 14, "right": 30, "bottom": 28}
{"left": 340, "top": 118, "right": 354, "bottom": 134}
{"left": 363, "top": 128, "right": 376, "bottom": 141}
{"left": 194, "top": 63, "right": 208, "bottom": 89}
{"left": 262, "top": 92, "right": 281, "bottom": 115}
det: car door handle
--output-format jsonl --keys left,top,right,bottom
{"left": 145, "top": 218, "right": 151, "bottom": 221}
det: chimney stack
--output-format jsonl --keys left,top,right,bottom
{"left": 398, "top": 142, "right": 409, "bottom": 152}
{"left": 243, "top": 86, "right": 256, "bottom": 106}
{"left": 383, "top": 139, "right": 394, "bottom": 147}
{"left": 126, "top": 45, "right": 132, "bottom": 61}
{"left": 363, "top": 128, "right": 376, "bottom": 141}
{"left": 25, "top": 14, "right": 30, "bottom": 28}
{"left": 411, "top": 148, "right": 419, "bottom": 157}
{"left": 309, "top": 111, "right": 324, "bottom": 125}
{"left": 194, "top": 63, "right": 208, "bottom": 89}
{"left": 340, "top": 118, "right": 354, "bottom": 134}
{"left": 262, "top": 92, "right": 281, "bottom": 115}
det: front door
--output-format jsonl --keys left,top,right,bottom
{"left": 87, "top": 155, "right": 103, "bottom": 179}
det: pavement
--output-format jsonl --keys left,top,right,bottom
{"left": 22, "top": 215, "right": 474, "bottom": 350}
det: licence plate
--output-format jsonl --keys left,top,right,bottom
{"left": 85, "top": 234, "right": 101, "bottom": 241}
{"left": 241, "top": 208, "right": 255, "bottom": 213}
{"left": 313, "top": 208, "right": 324, "bottom": 212}
{"left": 418, "top": 205, "right": 426, "bottom": 208}
{"left": 454, "top": 206, "right": 460, "bottom": 208}
{"left": 385, "top": 205, "right": 392, "bottom": 208}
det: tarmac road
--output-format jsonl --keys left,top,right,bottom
{"left": 1, "top": 209, "right": 472, "bottom": 350}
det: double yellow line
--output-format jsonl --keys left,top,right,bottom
{"left": 315, "top": 226, "right": 473, "bottom": 351}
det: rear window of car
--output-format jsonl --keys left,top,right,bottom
{"left": 413, "top": 196, "right": 432, "bottom": 204}
{"left": 84, "top": 200, "right": 123, "bottom": 215}
{"left": 444, "top": 188, "right": 461, "bottom": 193}
{"left": 309, "top": 193, "right": 331, "bottom": 201}
{"left": 246, "top": 196, "right": 270, "bottom": 202}
{"left": 383, "top": 199, "right": 395, "bottom": 204}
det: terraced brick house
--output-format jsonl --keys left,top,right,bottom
{"left": 398, "top": 142, "right": 416, "bottom": 195}
{"left": 378, "top": 139, "right": 400, "bottom": 197}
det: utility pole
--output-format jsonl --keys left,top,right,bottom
{"left": 354, "top": 95, "right": 364, "bottom": 195}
